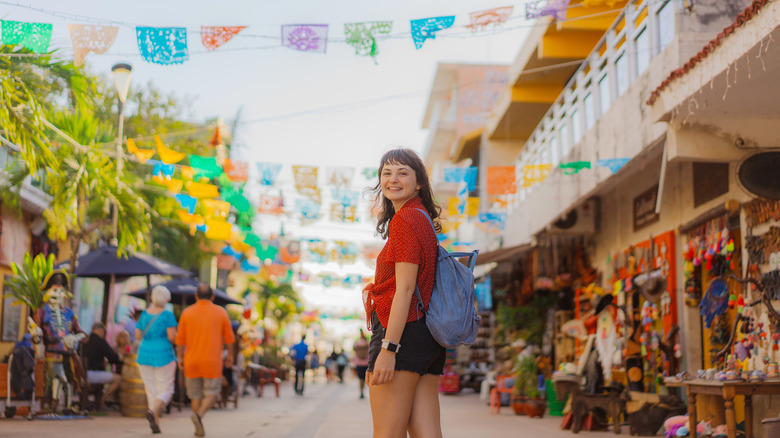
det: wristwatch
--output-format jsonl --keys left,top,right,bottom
{"left": 381, "top": 339, "right": 400, "bottom": 353}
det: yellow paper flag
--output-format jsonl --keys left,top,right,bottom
{"left": 205, "top": 219, "right": 232, "bottom": 241}
{"left": 180, "top": 166, "right": 195, "bottom": 181}
{"left": 522, "top": 164, "right": 553, "bottom": 188}
{"left": 186, "top": 181, "right": 219, "bottom": 198}
{"left": 160, "top": 178, "right": 183, "bottom": 194}
{"left": 201, "top": 199, "right": 230, "bottom": 219}
{"left": 466, "top": 197, "right": 480, "bottom": 216}
{"left": 447, "top": 197, "right": 462, "bottom": 216}
{"left": 177, "top": 210, "right": 204, "bottom": 225}
{"left": 154, "top": 135, "right": 185, "bottom": 164}
{"left": 126, "top": 138, "right": 155, "bottom": 163}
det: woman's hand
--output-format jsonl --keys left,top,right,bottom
{"left": 368, "top": 349, "right": 396, "bottom": 386}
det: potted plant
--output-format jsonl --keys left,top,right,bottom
{"left": 517, "top": 356, "right": 546, "bottom": 418}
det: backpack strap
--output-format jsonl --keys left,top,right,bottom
{"left": 412, "top": 208, "right": 435, "bottom": 321}
{"left": 413, "top": 208, "right": 478, "bottom": 270}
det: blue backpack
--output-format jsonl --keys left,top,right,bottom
{"left": 413, "top": 209, "right": 481, "bottom": 349}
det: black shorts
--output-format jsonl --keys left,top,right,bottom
{"left": 356, "top": 365, "right": 368, "bottom": 380}
{"left": 367, "top": 311, "right": 446, "bottom": 376}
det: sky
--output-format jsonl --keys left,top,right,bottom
{"left": 4, "top": 0, "right": 532, "bottom": 316}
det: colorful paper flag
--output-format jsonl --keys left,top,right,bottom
{"left": 177, "top": 210, "right": 204, "bottom": 225}
{"left": 307, "top": 239, "right": 328, "bottom": 263}
{"left": 344, "top": 21, "right": 393, "bottom": 59}
{"left": 154, "top": 136, "right": 186, "bottom": 164}
{"left": 1, "top": 20, "right": 52, "bottom": 53}
{"left": 201, "top": 198, "right": 230, "bottom": 219}
{"left": 296, "top": 198, "right": 321, "bottom": 223}
{"left": 466, "top": 6, "right": 514, "bottom": 32}
{"left": 201, "top": 25, "right": 245, "bottom": 51}
{"left": 525, "top": 0, "right": 572, "bottom": 21}
{"left": 282, "top": 24, "right": 328, "bottom": 53}
{"left": 188, "top": 154, "right": 222, "bottom": 179}
{"left": 443, "top": 167, "right": 477, "bottom": 191}
{"left": 522, "top": 164, "right": 554, "bottom": 188}
{"left": 596, "top": 158, "right": 630, "bottom": 174}
{"left": 205, "top": 219, "right": 232, "bottom": 240}
{"left": 180, "top": 166, "right": 195, "bottom": 181}
{"left": 560, "top": 161, "right": 591, "bottom": 175}
{"left": 67, "top": 24, "right": 118, "bottom": 66}
{"left": 256, "top": 162, "right": 283, "bottom": 186}
{"left": 448, "top": 197, "right": 464, "bottom": 216}
{"left": 257, "top": 194, "right": 284, "bottom": 215}
{"left": 158, "top": 178, "right": 183, "bottom": 193}
{"left": 186, "top": 181, "right": 219, "bottom": 198}
{"left": 410, "top": 16, "right": 455, "bottom": 50}
{"left": 223, "top": 159, "right": 248, "bottom": 182}
{"left": 478, "top": 212, "right": 507, "bottom": 230}
{"left": 136, "top": 27, "right": 189, "bottom": 65}
{"left": 147, "top": 159, "right": 175, "bottom": 179}
{"left": 331, "top": 188, "right": 359, "bottom": 207}
{"left": 126, "top": 138, "right": 155, "bottom": 163}
{"left": 466, "top": 197, "right": 480, "bottom": 216}
{"left": 330, "top": 203, "right": 357, "bottom": 223}
{"left": 361, "top": 167, "right": 378, "bottom": 180}
{"left": 293, "top": 165, "right": 319, "bottom": 199}
{"left": 487, "top": 166, "right": 517, "bottom": 195}
{"left": 327, "top": 166, "right": 354, "bottom": 187}
{"left": 174, "top": 193, "right": 198, "bottom": 214}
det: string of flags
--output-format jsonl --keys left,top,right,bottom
{"left": 1, "top": 1, "right": 597, "bottom": 63}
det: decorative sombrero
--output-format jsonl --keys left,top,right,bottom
{"left": 41, "top": 269, "right": 70, "bottom": 291}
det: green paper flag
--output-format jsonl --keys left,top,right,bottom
{"left": 2, "top": 20, "right": 53, "bottom": 53}
{"left": 255, "top": 244, "right": 279, "bottom": 262}
{"left": 227, "top": 192, "right": 251, "bottom": 214}
{"left": 188, "top": 154, "right": 223, "bottom": 179}
{"left": 560, "top": 161, "right": 591, "bottom": 175}
{"left": 244, "top": 232, "right": 262, "bottom": 248}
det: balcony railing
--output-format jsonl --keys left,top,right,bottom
{"left": 515, "top": 0, "right": 675, "bottom": 199}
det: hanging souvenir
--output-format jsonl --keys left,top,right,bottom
{"left": 68, "top": 24, "right": 118, "bottom": 66}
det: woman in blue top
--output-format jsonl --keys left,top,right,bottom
{"left": 135, "top": 285, "right": 177, "bottom": 434}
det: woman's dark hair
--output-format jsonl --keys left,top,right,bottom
{"left": 368, "top": 148, "right": 442, "bottom": 239}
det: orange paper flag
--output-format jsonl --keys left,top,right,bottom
{"left": 154, "top": 135, "right": 185, "bottom": 164}
{"left": 487, "top": 166, "right": 517, "bottom": 195}
{"left": 224, "top": 159, "right": 248, "bottom": 182}
{"left": 126, "top": 138, "right": 155, "bottom": 163}
{"left": 186, "top": 181, "right": 219, "bottom": 198}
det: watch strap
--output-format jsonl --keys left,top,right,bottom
{"left": 381, "top": 339, "right": 400, "bottom": 353}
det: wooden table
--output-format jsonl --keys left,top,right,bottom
{"left": 670, "top": 379, "right": 780, "bottom": 438}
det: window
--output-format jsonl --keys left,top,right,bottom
{"left": 584, "top": 93, "right": 595, "bottom": 129}
{"left": 635, "top": 28, "right": 649, "bottom": 75}
{"left": 571, "top": 108, "right": 583, "bottom": 145}
{"left": 616, "top": 54, "right": 629, "bottom": 95}
{"left": 599, "top": 74, "right": 611, "bottom": 114}
{"left": 657, "top": 1, "right": 675, "bottom": 52}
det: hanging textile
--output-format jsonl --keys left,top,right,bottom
{"left": 344, "top": 21, "right": 393, "bottom": 59}
{"left": 126, "top": 138, "right": 155, "bottom": 163}
{"left": 1, "top": 20, "right": 53, "bottom": 53}
{"left": 327, "top": 166, "right": 354, "bottom": 188}
{"left": 443, "top": 167, "right": 477, "bottom": 191}
{"left": 331, "top": 188, "right": 359, "bottom": 207}
{"left": 596, "top": 158, "right": 630, "bottom": 174}
{"left": 409, "top": 16, "right": 455, "bottom": 50}
{"left": 201, "top": 198, "right": 230, "bottom": 219}
{"left": 257, "top": 194, "right": 284, "bottom": 215}
{"left": 174, "top": 193, "right": 198, "bottom": 214}
{"left": 560, "top": 161, "right": 591, "bottom": 175}
{"left": 466, "top": 6, "right": 514, "bottom": 32}
{"left": 223, "top": 159, "right": 248, "bottom": 182}
{"left": 465, "top": 197, "right": 480, "bottom": 216}
{"left": 486, "top": 166, "right": 517, "bottom": 195}
{"left": 186, "top": 181, "right": 219, "bottom": 198}
{"left": 205, "top": 219, "right": 232, "bottom": 241}
{"left": 201, "top": 25, "right": 245, "bottom": 51}
{"left": 136, "top": 26, "right": 189, "bottom": 65}
{"left": 67, "top": 24, "right": 118, "bottom": 66}
{"left": 188, "top": 154, "right": 223, "bottom": 179}
{"left": 330, "top": 203, "right": 357, "bottom": 223}
{"left": 282, "top": 24, "right": 328, "bottom": 53}
{"left": 525, "top": 0, "right": 572, "bottom": 21}
{"left": 256, "top": 162, "right": 283, "bottom": 186}
{"left": 521, "top": 164, "right": 553, "bottom": 188}
{"left": 154, "top": 136, "right": 186, "bottom": 164}
{"left": 361, "top": 167, "right": 378, "bottom": 180}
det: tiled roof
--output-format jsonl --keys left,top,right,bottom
{"left": 646, "top": 0, "right": 771, "bottom": 105}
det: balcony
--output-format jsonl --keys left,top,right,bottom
{"left": 0, "top": 143, "right": 52, "bottom": 214}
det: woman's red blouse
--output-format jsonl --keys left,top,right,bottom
{"left": 364, "top": 196, "right": 437, "bottom": 330}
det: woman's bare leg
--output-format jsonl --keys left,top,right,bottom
{"left": 368, "top": 370, "right": 419, "bottom": 438}
{"left": 408, "top": 374, "right": 443, "bottom": 438}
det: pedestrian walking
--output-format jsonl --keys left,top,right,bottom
{"left": 309, "top": 349, "right": 320, "bottom": 383}
{"left": 289, "top": 336, "right": 308, "bottom": 395}
{"left": 335, "top": 349, "right": 347, "bottom": 383}
{"left": 353, "top": 330, "right": 369, "bottom": 399}
{"left": 363, "top": 148, "right": 446, "bottom": 437}
{"left": 135, "top": 285, "right": 178, "bottom": 434}
{"left": 176, "top": 283, "right": 236, "bottom": 437}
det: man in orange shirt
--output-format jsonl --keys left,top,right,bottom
{"left": 176, "top": 283, "right": 235, "bottom": 437}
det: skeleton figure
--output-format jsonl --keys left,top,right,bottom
{"left": 34, "top": 270, "right": 86, "bottom": 413}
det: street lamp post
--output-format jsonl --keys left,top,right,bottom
{"left": 110, "top": 63, "right": 132, "bottom": 244}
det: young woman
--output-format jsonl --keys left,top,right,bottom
{"left": 363, "top": 148, "right": 445, "bottom": 438}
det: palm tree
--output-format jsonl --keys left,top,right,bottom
{"left": 244, "top": 278, "right": 302, "bottom": 344}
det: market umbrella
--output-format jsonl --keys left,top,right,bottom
{"left": 127, "top": 277, "right": 241, "bottom": 307}
{"left": 57, "top": 246, "right": 192, "bottom": 323}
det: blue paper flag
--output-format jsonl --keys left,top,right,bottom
{"left": 443, "top": 167, "right": 477, "bottom": 192}
{"left": 174, "top": 193, "right": 198, "bottom": 214}
{"left": 241, "top": 258, "right": 259, "bottom": 273}
{"left": 256, "top": 162, "right": 283, "bottom": 186}
{"left": 222, "top": 244, "right": 243, "bottom": 261}
{"left": 295, "top": 199, "right": 320, "bottom": 220}
{"left": 595, "top": 158, "right": 630, "bottom": 174}
{"left": 148, "top": 159, "right": 175, "bottom": 178}
{"left": 478, "top": 212, "right": 507, "bottom": 230}
{"left": 331, "top": 188, "right": 360, "bottom": 207}
{"left": 136, "top": 27, "right": 189, "bottom": 65}
{"left": 410, "top": 16, "right": 455, "bottom": 50}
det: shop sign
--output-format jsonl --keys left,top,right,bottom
{"left": 633, "top": 185, "right": 660, "bottom": 231}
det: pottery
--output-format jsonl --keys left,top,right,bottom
{"left": 523, "top": 398, "right": 547, "bottom": 418}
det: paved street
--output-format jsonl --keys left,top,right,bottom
{"left": 0, "top": 377, "right": 621, "bottom": 438}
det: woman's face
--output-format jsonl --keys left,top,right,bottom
{"left": 380, "top": 162, "right": 420, "bottom": 209}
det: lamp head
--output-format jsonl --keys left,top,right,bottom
{"left": 111, "top": 63, "right": 133, "bottom": 103}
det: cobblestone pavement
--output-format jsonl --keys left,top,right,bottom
{"left": 0, "top": 377, "right": 621, "bottom": 438}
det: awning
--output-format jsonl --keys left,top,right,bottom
{"left": 451, "top": 128, "right": 482, "bottom": 163}
{"left": 474, "top": 243, "right": 532, "bottom": 266}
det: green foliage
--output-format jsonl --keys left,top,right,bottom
{"left": 496, "top": 293, "right": 556, "bottom": 346}
{"left": 515, "top": 355, "right": 542, "bottom": 398}
{"left": 6, "top": 253, "right": 54, "bottom": 312}
{"left": 246, "top": 278, "right": 302, "bottom": 342}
